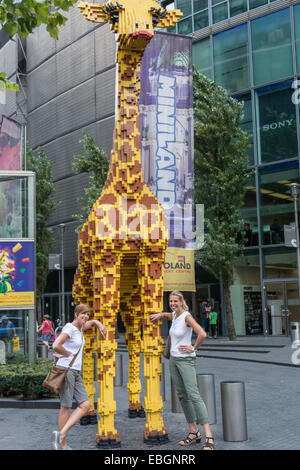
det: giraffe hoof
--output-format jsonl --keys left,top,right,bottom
{"left": 80, "top": 414, "right": 98, "bottom": 425}
{"left": 144, "top": 433, "right": 169, "bottom": 445}
{"left": 96, "top": 439, "right": 121, "bottom": 449}
{"left": 128, "top": 406, "right": 146, "bottom": 418}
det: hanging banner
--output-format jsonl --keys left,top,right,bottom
{"left": 0, "top": 241, "right": 34, "bottom": 307}
{"left": 163, "top": 247, "right": 195, "bottom": 292}
{"left": 140, "top": 32, "right": 195, "bottom": 291}
{"left": 0, "top": 116, "right": 22, "bottom": 171}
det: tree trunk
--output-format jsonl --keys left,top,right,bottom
{"left": 224, "top": 283, "right": 237, "bottom": 341}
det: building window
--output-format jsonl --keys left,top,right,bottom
{"left": 259, "top": 161, "right": 300, "bottom": 246}
{"left": 294, "top": 5, "right": 300, "bottom": 74}
{"left": 230, "top": 0, "right": 247, "bottom": 17}
{"left": 240, "top": 175, "right": 259, "bottom": 246}
{"left": 193, "top": 37, "right": 211, "bottom": 78}
{"left": 255, "top": 82, "right": 298, "bottom": 164}
{"left": 177, "top": 0, "right": 192, "bottom": 17}
{"left": 213, "top": 24, "right": 250, "bottom": 93}
{"left": 194, "top": 0, "right": 208, "bottom": 12}
{"left": 236, "top": 93, "right": 254, "bottom": 165}
{"left": 251, "top": 9, "right": 293, "bottom": 86}
{"left": 212, "top": 2, "right": 228, "bottom": 24}
{"left": 249, "top": 0, "right": 268, "bottom": 9}
{"left": 178, "top": 16, "right": 193, "bottom": 34}
{"left": 194, "top": 9, "right": 209, "bottom": 31}
{"left": 263, "top": 247, "right": 298, "bottom": 279}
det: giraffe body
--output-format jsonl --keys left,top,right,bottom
{"left": 73, "top": 0, "right": 182, "bottom": 446}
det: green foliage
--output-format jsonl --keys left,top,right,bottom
{"left": 72, "top": 130, "right": 109, "bottom": 231}
{"left": 193, "top": 68, "right": 253, "bottom": 286}
{"left": 0, "top": 0, "right": 77, "bottom": 89}
{"left": 26, "top": 145, "right": 60, "bottom": 300}
{"left": 0, "top": 355, "right": 55, "bottom": 398}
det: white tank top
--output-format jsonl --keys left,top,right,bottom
{"left": 169, "top": 311, "right": 196, "bottom": 358}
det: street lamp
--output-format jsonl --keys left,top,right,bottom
{"left": 58, "top": 223, "right": 66, "bottom": 326}
{"left": 288, "top": 183, "right": 300, "bottom": 298}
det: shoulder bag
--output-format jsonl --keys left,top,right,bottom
{"left": 42, "top": 334, "right": 83, "bottom": 394}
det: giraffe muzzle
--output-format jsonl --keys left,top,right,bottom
{"left": 131, "top": 30, "right": 153, "bottom": 40}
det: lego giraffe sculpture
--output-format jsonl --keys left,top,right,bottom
{"left": 73, "top": 0, "right": 182, "bottom": 447}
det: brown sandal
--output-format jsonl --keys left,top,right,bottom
{"left": 203, "top": 436, "right": 214, "bottom": 450}
{"left": 179, "top": 431, "right": 202, "bottom": 446}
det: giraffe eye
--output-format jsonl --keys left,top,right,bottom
{"left": 110, "top": 11, "right": 119, "bottom": 24}
{"left": 152, "top": 15, "right": 159, "bottom": 26}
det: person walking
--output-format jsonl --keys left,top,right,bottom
{"left": 51, "top": 304, "right": 106, "bottom": 450}
{"left": 150, "top": 291, "right": 215, "bottom": 450}
{"left": 208, "top": 309, "right": 218, "bottom": 339}
{"left": 37, "top": 314, "right": 54, "bottom": 350}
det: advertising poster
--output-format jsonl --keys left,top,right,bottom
{"left": 163, "top": 247, "right": 195, "bottom": 292}
{"left": 140, "top": 33, "right": 195, "bottom": 291}
{"left": 0, "top": 241, "right": 34, "bottom": 307}
{"left": 0, "top": 116, "right": 22, "bottom": 171}
{"left": 0, "top": 178, "right": 22, "bottom": 238}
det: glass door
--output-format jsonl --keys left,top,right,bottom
{"left": 264, "top": 281, "right": 300, "bottom": 336}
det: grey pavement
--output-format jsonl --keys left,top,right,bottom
{"left": 0, "top": 333, "right": 299, "bottom": 451}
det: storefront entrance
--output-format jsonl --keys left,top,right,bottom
{"left": 263, "top": 280, "right": 300, "bottom": 336}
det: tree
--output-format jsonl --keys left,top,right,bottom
{"left": 0, "top": 0, "right": 77, "bottom": 89}
{"left": 193, "top": 68, "right": 253, "bottom": 341}
{"left": 26, "top": 145, "right": 60, "bottom": 319}
{"left": 72, "top": 130, "right": 109, "bottom": 231}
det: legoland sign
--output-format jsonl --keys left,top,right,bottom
{"left": 164, "top": 247, "right": 195, "bottom": 292}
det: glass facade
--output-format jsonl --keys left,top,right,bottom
{"left": 163, "top": 0, "right": 287, "bottom": 35}
{"left": 251, "top": 9, "right": 293, "bottom": 86}
{"left": 214, "top": 24, "right": 249, "bottom": 93}
{"left": 192, "top": 4, "right": 300, "bottom": 335}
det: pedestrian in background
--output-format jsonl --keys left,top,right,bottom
{"left": 209, "top": 309, "right": 218, "bottom": 339}
{"left": 0, "top": 315, "right": 16, "bottom": 344}
{"left": 204, "top": 302, "right": 212, "bottom": 336}
{"left": 37, "top": 314, "right": 54, "bottom": 350}
{"left": 199, "top": 300, "right": 207, "bottom": 331}
{"left": 150, "top": 291, "right": 215, "bottom": 450}
{"left": 51, "top": 303, "right": 106, "bottom": 451}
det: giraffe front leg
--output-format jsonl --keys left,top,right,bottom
{"left": 72, "top": 225, "right": 97, "bottom": 423}
{"left": 94, "top": 267, "right": 121, "bottom": 448}
{"left": 80, "top": 328, "right": 97, "bottom": 425}
{"left": 141, "top": 259, "right": 168, "bottom": 444}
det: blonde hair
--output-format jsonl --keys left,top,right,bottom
{"left": 74, "top": 304, "right": 92, "bottom": 317}
{"left": 169, "top": 291, "right": 189, "bottom": 311}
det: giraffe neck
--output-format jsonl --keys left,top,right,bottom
{"left": 108, "top": 49, "right": 145, "bottom": 194}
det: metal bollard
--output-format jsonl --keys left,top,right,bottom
{"left": 37, "top": 344, "right": 48, "bottom": 358}
{"left": 171, "top": 377, "right": 183, "bottom": 413}
{"left": 290, "top": 322, "right": 300, "bottom": 344}
{"left": 221, "top": 381, "right": 248, "bottom": 442}
{"left": 114, "top": 353, "right": 123, "bottom": 387}
{"left": 161, "top": 362, "right": 166, "bottom": 401}
{"left": 197, "top": 374, "right": 217, "bottom": 425}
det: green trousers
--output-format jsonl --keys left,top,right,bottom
{"left": 170, "top": 355, "right": 209, "bottom": 425}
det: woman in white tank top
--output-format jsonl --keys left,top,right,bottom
{"left": 150, "top": 291, "right": 215, "bottom": 450}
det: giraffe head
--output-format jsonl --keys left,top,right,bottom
{"left": 78, "top": 0, "right": 182, "bottom": 51}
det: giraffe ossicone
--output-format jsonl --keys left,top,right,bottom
{"left": 73, "top": 0, "right": 182, "bottom": 447}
